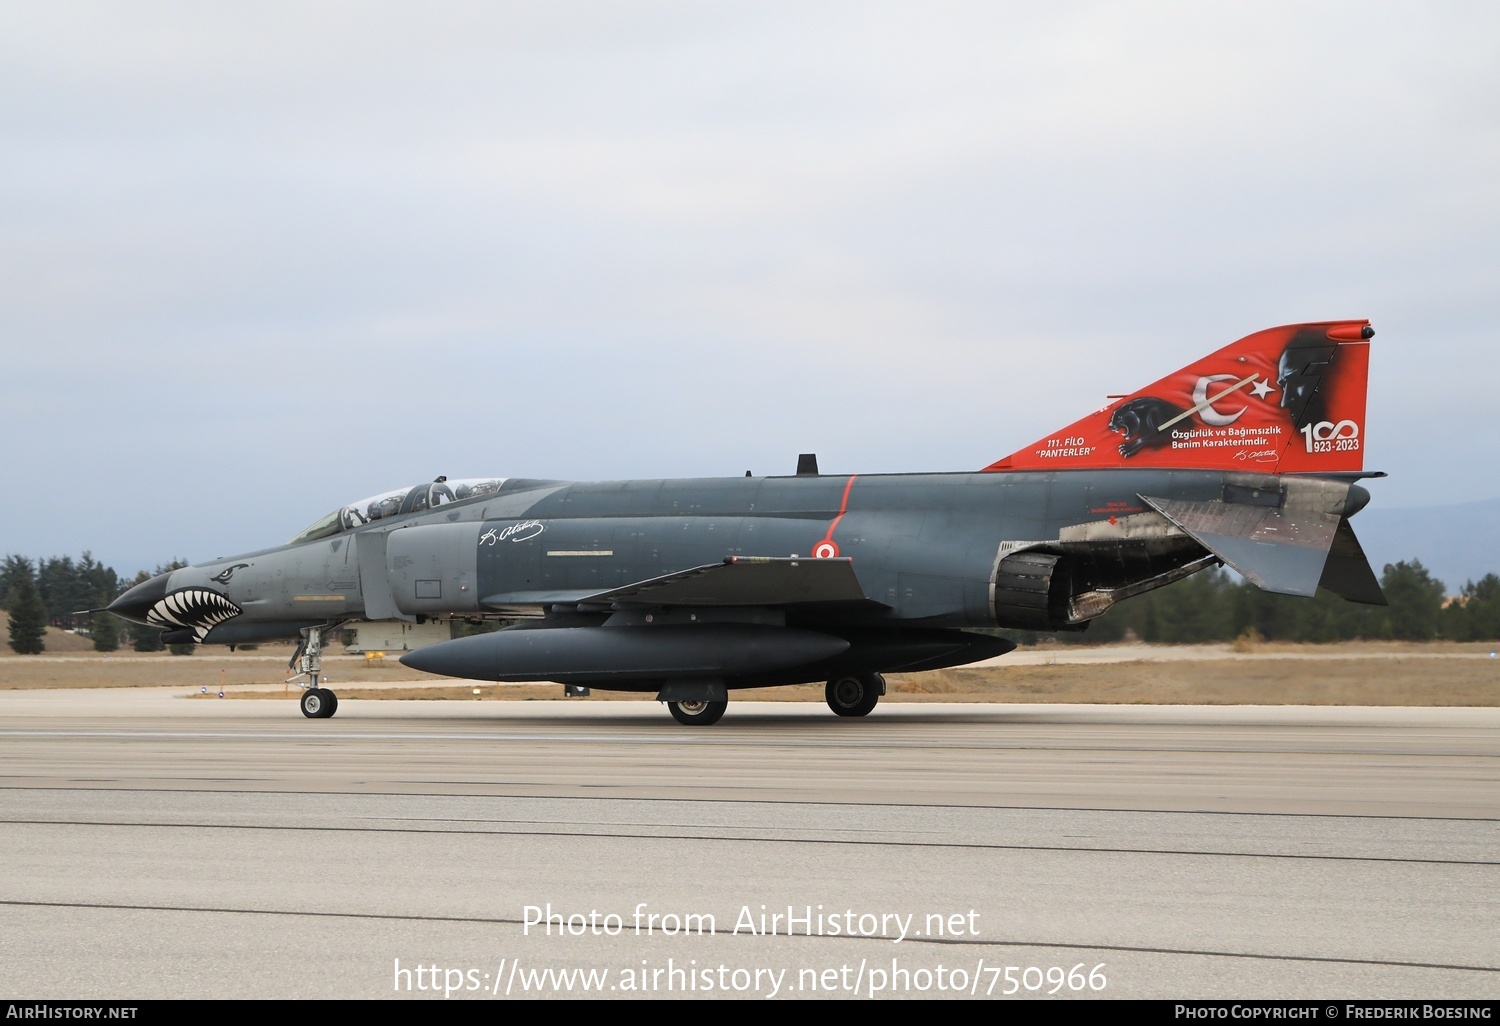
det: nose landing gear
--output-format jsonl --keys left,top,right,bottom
{"left": 290, "top": 625, "right": 340, "bottom": 718}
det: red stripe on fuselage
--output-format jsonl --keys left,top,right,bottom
{"left": 814, "top": 475, "right": 858, "bottom": 557}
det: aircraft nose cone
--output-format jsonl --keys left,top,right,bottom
{"left": 106, "top": 571, "right": 172, "bottom": 624}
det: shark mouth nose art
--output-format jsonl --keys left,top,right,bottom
{"left": 145, "top": 588, "right": 244, "bottom": 642}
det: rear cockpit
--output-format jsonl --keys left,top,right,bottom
{"left": 290, "top": 477, "right": 505, "bottom": 544}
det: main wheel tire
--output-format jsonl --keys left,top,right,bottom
{"left": 668, "top": 699, "right": 728, "bottom": 726}
{"left": 825, "top": 674, "right": 881, "bottom": 717}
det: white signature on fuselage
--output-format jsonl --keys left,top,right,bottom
{"left": 480, "top": 521, "right": 545, "bottom": 546}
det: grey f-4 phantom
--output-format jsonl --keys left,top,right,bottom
{"left": 109, "top": 320, "right": 1384, "bottom": 724}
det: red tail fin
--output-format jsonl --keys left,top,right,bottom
{"left": 984, "top": 320, "right": 1372, "bottom": 474}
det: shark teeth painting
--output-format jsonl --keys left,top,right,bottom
{"left": 145, "top": 588, "right": 243, "bottom": 642}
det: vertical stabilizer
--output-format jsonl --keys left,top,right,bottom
{"left": 985, "top": 320, "right": 1372, "bottom": 474}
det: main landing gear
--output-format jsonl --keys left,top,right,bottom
{"left": 825, "top": 673, "right": 884, "bottom": 717}
{"left": 662, "top": 673, "right": 886, "bottom": 725}
{"left": 291, "top": 625, "right": 340, "bottom": 719}
{"left": 667, "top": 699, "right": 728, "bottom": 726}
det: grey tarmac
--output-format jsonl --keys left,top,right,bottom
{"left": 0, "top": 691, "right": 1496, "bottom": 999}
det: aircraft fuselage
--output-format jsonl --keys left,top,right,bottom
{"left": 119, "top": 466, "right": 1349, "bottom": 643}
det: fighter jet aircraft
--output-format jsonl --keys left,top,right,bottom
{"left": 108, "top": 320, "right": 1384, "bottom": 724}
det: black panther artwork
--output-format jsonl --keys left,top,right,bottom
{"left": 1108, "top": 396, "right": 1188, "bottom": 458}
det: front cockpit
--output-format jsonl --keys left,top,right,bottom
{"left": 290, "top": 477, "right": 506, "bottom": 544}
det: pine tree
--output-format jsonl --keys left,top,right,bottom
{"left": 0, "top": 556, "right": 33, "bottom": 611}
{"left": 1380, "top": 561, "right": 1447, "bottom": 641}
{"left": 1449, "top": 574, "right": 1500, "bottom": 642}
{"left": 37, "top": 556, "right": 76, "bottom": 628}
{"left": 130, "top": 625, "right": 164, "bottom": 652}
{"left": 1470, "top": 574, "right": 1500, "bottom": 641}
{"left": 91, "top": 611, "right": 121, "bottom": 652}
{"left": 6, "top": 573, "right": 48, "bottom": 654}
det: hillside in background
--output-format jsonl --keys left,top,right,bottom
{"left": 1353, "top": 499, "right": 1500, "bottom": 593}
{"left": 0, "top": 612, "right": 95, "bottom": 654}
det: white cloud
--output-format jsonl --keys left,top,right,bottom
{"left": 2, "top": 2, "right": 1497, "bottom": 566}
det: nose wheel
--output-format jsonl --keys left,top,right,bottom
{"left": 300, "top": 687, "right": 339, "bottom": 719}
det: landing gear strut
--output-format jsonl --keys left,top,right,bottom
{"left": 825, "top": 673, "right": 883, "bottom": 717}
{"left": 291, "top": 625, "right": 339, "bottom": 719}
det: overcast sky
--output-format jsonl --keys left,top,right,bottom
{"left": 3, "top": 2, "right": 1497, "bottom": 574}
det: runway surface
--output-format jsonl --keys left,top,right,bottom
{"left": 1, "top": 688, "right": 1497, "bottom": 999}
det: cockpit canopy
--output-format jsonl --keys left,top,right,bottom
{"left": 290, "top": 478, "right": 505, "bottom": 544}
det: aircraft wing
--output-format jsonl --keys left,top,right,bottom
{"left": 584, "top": 555, "right": 876, "bottom": 607}
{"left": 482, "top": 556, "right": 880, "bottom": 612}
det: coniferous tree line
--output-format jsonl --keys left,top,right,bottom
{"left": 2, "top": 554, "right": 188, "bottom": 654}
{"left": 1023, "top": 561, "right": 1500, "bottom": 645}
{"left": 1, "top": 553, "right": 122, "bottom": 631}
{"left": 4, "top": 551, "right": 1498, "bottom": 654}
